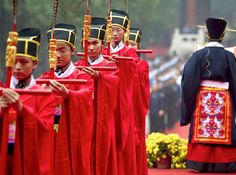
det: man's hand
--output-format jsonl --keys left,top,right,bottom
{"left": 1, "top": 88, "right": 22, "bottom": 111}
{"left": 82, "top": 67, "right": 100, "bottom": 79}
{"left": 49, "top": 80, "right": 69, "bottom": 98}
{"left": 0, "top": 96, "right": 8, "bottom": 108}
{"left": 107, "top": 55, "right": 118, "bottom": 63}
{"left": 41, "top": 83, "right": 51, "bottom": 90}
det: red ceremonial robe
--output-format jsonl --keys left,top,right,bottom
{"left": 39, "top": 64, "right": 94, "bottom": 175}
{"left": 0, "top": 82, "right": 8, "bottom": 175}
{"left": 102, "top": 46, "right": 138, "bottom": 175}
{"left": 0, "top": 84, "right": 56, "bottom": 175}
{"left": 53, "top": 89, "right": 94, "bottom": 175}
{"left": 75, "top": 58, "right": 119, "bottom": 175}
{"left": 133, "top": 59, "right": 150, "bottom": 175}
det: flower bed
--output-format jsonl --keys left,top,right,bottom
{"left": 146, "top": 132, "right": 188, "bottom": 168}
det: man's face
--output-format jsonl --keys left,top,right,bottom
{"left": 128, "top": 41, "right": 139, "bottom": 50}
{"left": 56, "top": 41, "right": 73, "bottom": 68}
{"left": 88, "top": 38, "right": 102, "bottom": 61}
{"left": 111, "top": 25, "right": 125, "bottom": 43}
{"left": 13, "top": 56, "right": 37, "bottom": 80}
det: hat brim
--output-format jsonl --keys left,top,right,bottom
{"left": 197, "top": 25, "right": 236, "bottom": 32}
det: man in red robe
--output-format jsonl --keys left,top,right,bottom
{"left": 102, "top": 9, "right": 138, "bottom": 175}
{"left": 39, "top": 23, "right": 93, "bottom": 90}
{"left": 75, "top": 17, "right": 119, "bottom": 175}
{"left": 38, "top": 23, "right": 94, "bottom": 175}
{"left": 128, "top": 27, "right": 150, "bottom": 175}
{"left": 0, "top": 28, "right": 57, "bottom": 175}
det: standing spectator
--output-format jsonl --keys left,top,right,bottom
{"left": 149, "top": 81, "right": 166, "bottom": 133}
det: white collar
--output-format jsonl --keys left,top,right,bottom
{"left": 88, "top": 54, "right": 104, "bottom": 65}
{"left": 55, "top": 61, "right": 76, "bottom": 78}
{"left": 205, "top": 42, "right": 224, "bottom": 48}
{"left": 10, "top": 75, "right": 36, "bottom": 89}
{"left": 110, "top": 41, "right": 125, "bottom": 53}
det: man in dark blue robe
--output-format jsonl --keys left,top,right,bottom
{"left": 181, "top": 17, "right": 236, "bottom": 172}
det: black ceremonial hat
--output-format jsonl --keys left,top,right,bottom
{"left": 47, "top": 23, "right": 77, "bottom": 48}
{"left": 110, "top": 9, "right": 129, "bottom": 30}
{"left": 206, "top": 18, "right": 227, "bottom": 40}
{"left": 16, "top": 28, "right": 41, "bottom": 61}
{"left": 82, "top": 17, "right": 107, "bottom": 41}
{"left": 129, "top": 28, "right": 142, "bottom": 45}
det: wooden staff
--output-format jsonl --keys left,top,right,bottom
{"left": 136, "top": 49, "right": 152, "bottom": 54}
{"left": 77, "top": 52, "right": 133, "bottom": 61}
{"left": 48, "top": 0, "right": 58, "bottom": 79}
{"left": 0, "top": 88, "right": 52, "bottom": 95}
{"left": 106, "top": 0, "right": 111, "bottom": 56}
{"left": 77, "top": 50, "right": 153, "bottom": 55}
{"left": 76, "top": 66, "right": 116, "bottom": 71}
{"left": 36, "top": 79, "right": 88, "bottom": 84}
{"left": 83, "top": 0, "right": 91, "bottom": 66}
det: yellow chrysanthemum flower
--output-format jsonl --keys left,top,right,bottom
{"left": 146, "top": 132, "right": 188, "bottom": 169}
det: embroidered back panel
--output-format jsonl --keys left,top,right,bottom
{"left": 192, "top": 86, "right": 232, "bottom": 145}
